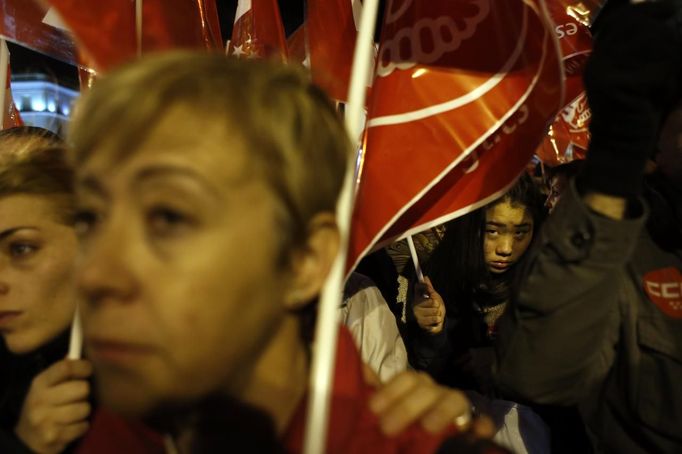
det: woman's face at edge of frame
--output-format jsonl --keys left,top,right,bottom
{"left": 73, "top": 112, "right": 293, "bottom": 417}
{"left": 0, "top": 194, "right": 78, "bottom": 354}
{"left": 483, "top": 199, "right": 534, "bottom": 274}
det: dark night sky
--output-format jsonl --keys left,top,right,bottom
{"left": 7, "top": 0, "right": 309, "bottom": 89}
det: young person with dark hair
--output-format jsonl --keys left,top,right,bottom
{"left": 407, "top": 174, "right": 545, "bottom": 394}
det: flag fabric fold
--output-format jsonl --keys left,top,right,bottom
{"left": 306, "top": 0, "right": 361, "bottom": 101}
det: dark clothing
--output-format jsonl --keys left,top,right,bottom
{"left": 0, "top": 331, "right": 70, "bottom": 453}
{"left": 406, "top": 295, "right": 501, "bottom": 395}
{"left": 497, "top": 178, "right": 682, "bottom": 453}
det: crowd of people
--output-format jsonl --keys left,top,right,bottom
{"left": 1, "top": 0, "right": 681, "bottom": 453}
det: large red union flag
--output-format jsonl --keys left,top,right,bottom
{"left": 45, "top": 0, "right": 222, "bottom": 71}
{"left": 228, "top": 0, "right": 287, "bottom": 60}
{"left": 348, "top": 0, "right": 563, "bottom": 270}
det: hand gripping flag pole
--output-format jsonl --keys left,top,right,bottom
{"left": 302, "top": 0, "right": 380, "bottom": 452}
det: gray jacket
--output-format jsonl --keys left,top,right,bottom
{"left": 496, "top": 179, "right": 682, "bottom": 453}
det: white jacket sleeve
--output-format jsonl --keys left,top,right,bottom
{"left": 339, "top": 285, "right": 408, "bottom": 382}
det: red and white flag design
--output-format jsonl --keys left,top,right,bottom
{"left": 348, "top": 0, "right": 563, "bottom": 270}
{"left": 228, "top": 0, "right": 287, "bottom": 60}
{"left": 536, "top": 0, "right": 600, "bottom": 166}
{"left": 45, "top": 0, "right": 222, "bottom": 71}
{"left": 1, "top": 41, "right": 23, "bottom": 130}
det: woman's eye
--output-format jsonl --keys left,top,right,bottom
{"left": 74, "top": 210, "right": 99, "bottom": 236}
{"left": 9, "top": 243, "right": 38, "bottom": 258}
{"left": 486, "top": 229, "right": 498, "bottom": 236}
{"left": 147, "top": 206, "right": 192, "bottom": 236}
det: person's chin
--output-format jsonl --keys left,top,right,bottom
{"left": 3, "top": 329, "right": 45, "bottom": 356}
{"left": 94, "top": 369, "right": 162, "bottom": 418}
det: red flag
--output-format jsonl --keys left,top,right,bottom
{"left": 287, "top": 25, "right": 307, "bottom": 66}
{"left": 348, "top": 0, "right": 563, "bottom": 270}
{"left": 228, "top": 0, "right": 287, "bottom": 60}
{"left": 306, "top": 0, "right": 361, "bottom": 101}
{"left": 44, "top": 0, "right": 223, "bottom": 71}
{"left": 0, "top": 0, "right": 77, "bottom": 64}
{"left": 1, "top": 40, "right": 23, "bottom": 130}
{"left": 536, "top": 0, "right": 601, "bottom": 166}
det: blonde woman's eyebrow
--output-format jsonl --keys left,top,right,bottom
{"left": 132, "top": 165, "right": 221, "bottom": 199}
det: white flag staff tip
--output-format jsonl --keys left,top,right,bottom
{"left": 0, "top": 38, "right": 9, "bottom": 129}
{"left": 302, "top": 0, "right": 381, "bottom": 452}
{"left": 407, "top": 235, "right": 425, "bottom": 283}
{"left": 67, "top": 306, "right": 83, "bottom": 360}
{"left": 136, "top": 0, "right": 143, "bottom": 57}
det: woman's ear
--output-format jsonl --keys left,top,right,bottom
{"left": 284, "top": 213, "right": 340, "bottom": 311}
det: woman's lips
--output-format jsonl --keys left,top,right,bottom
{"left": 0, "top": 311, "right": 22, "bottom": 328}
{"left": 490, "top": 261, "right": 512, "bottom": 270}
{"left": 88, "top": 338, "right": 156, "bottom": 365}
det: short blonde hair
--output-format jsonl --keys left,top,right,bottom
{"left": 68, "top": 52, "right": 351, "bottom": 247}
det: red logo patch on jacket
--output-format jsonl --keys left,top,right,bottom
{"left": 643, "top": 267, "right": 682, "bottom": 319}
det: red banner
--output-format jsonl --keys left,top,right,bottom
{"left": 45, "top": 0, "right": 222, "bottom": 71}
{"left": 228, "top": 0, "right": 287, "bottom": 60}
{"left": 307, "top": 0, "right": 360, "bottom": 101}
{"left": 536, "top": 0, "right": 600, "bottom": 166}
{"left": 0, "top": 0, "right": 77, "bottom": 64}
{"left": 287, "top": 25, "right": 306, "bottom": 66}
{"left": 348, "top": 0, "right": 563, "bottom": 270}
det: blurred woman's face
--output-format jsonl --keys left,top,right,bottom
{"left": 74, "top": 113, "right": 292, "bottom": 417}
{"left": 483, "top": 200, "right": 533, "bottom": 274}
{"left": 0, "top": 195, "right": 77, "bottom": 354}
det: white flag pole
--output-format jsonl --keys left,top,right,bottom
{"left": 407, "top": 236, "right": 425, "bottom": 283}
{"left": 302, "top": 0, "right": 380, "bottom": 452}
{"left": 0, "top": 39, "right": 9, "bottom": 129}
{"left": 67, "top": 306, "right": 83, "bottom": 360}
{"left": 136, "top": 0, "right": 143, "bottom": 57}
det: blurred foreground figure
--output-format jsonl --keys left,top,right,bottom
{"left": 67, "top": 52, "right": 506, "bottom": 453}
{"left": 497, "top": 2, "right": 682, "bottom": 453}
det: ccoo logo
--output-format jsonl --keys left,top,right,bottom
{"left": 643, "top": 267, "right": 682, "bottom": 319}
